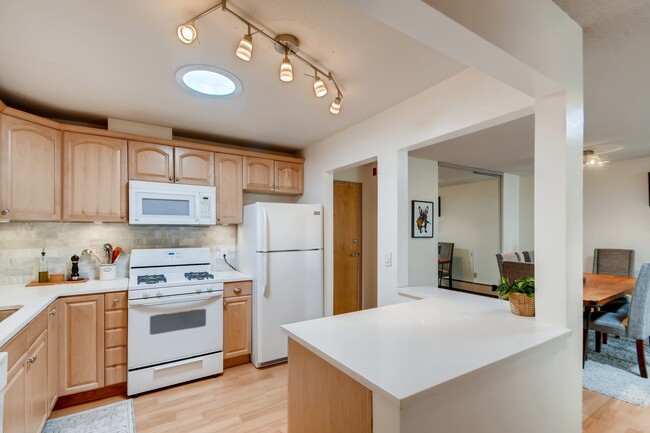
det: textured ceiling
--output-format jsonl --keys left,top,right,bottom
{"left": 0, "top": 0, "right": 466, "bottom": 152}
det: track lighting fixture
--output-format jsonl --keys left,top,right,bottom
{"left": 329, "top": 96, "right": 342, "bottom": 115}
{"left": 177, "top": 22, "right": 197, "bottom": 44}
{"left": 236, "top": 26, "right": 253, "bottom": 61}
{"left": 313, "top": 72, "right": 328, "bottom": 98}
{"left": 177, "top": 0, "right": 344, "bottom": 115}
{"left": 280, "top": 50, "right": 293, "bottom": 82}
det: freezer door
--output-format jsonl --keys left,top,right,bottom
{"left": 258, "top": 203, "right": 323, "bottom": 252}
{"left": 253, "top": 249, "right": 323, "bottom": 366}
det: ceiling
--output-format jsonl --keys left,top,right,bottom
{"left": 415, "top": 0, "right": 650, "bottom": 175}
{"left": 0, "top": 0, "right": 466, "bottom": 152}
{"left": 438, "top": 166, "right": 501, "bottom": 188}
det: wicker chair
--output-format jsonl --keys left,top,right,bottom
{"left": 496, "top": 252, "right": 522, "bottom": 279}
{"left": 522, "top": 250, "right": 534, "bottom": 263}
{"left": 501, "top": 261, "right": 534, "bottom": 283}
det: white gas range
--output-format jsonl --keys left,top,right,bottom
{"left": 127, "top": 248, "right": 224, "bottom": 396}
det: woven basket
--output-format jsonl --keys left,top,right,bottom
{"left": 509, "top": 293, "right": 535, "bottom": 317}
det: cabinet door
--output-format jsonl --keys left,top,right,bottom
{"left": 174, "top": 147, "right": 214, "bottom": 185}
{"left": 128, "top": 141, "right": 174, "bottom": 183}
{"left": 243, "top": 157, "right": 274, "bottom": 193}
{"left": 0, "top": 114, "right": 61, "bottom": 220}
{"left": 47, "top": 301, "right": 59, "bottom": 411}
{"left": 275, "top": 161, "right": 304, "bottom": 195}
{"left": 26, "top": 330, "right": 48, "bottom": 433}
{"left": 63, "top": 132, "right": 127, "bottom": 222}
{"left": 4, "top": 361, "right": 27, "bottom": 433}
{"left": 223, "top": 295, "right": 251, "bottom": 359}
{"left": 215, "top": 153, "right": 242, "bottom": 224}
{"left": 59, "top": 294, "right": 105, "bottom": 396}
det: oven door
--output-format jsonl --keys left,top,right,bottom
{"left": 128, "top": 292, "right": 223, "bottom": 369}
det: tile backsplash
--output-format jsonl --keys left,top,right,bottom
{"left": 0, "top": 222, "right": 237, "bottom": 285}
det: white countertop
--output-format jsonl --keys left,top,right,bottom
{"left": 282, "top": 287, "right": 570, "bottom": 406}
{"left": 0, "top": 271, "right": 252, "bottom": 347}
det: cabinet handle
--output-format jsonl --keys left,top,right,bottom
{"left": 121, "top": 214, "right": 126, "bottom": 219}
{"left": 48, "top": 310, "right": 56, "bottom": 316}
{"left": 113, "top": 298, "right": 120, "bottom": 304}
{"left": 169, "top": 176, "right": 173, "bottom": 182}
{"left": 1, "top": 209, "right": 9, "bottom": 215}
{"left": 234, "top": 288, "right": 242, "bottom": 294}
{"left": 25, "top": 355, "right": 37, "bottom": 365}
{"left": 175, "top": 177, "right": 180, "bottom": 182}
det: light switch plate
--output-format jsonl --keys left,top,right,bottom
{"left": 384, "top": 252, "right": 392, "bottom": 267}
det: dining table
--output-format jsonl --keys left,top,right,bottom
{"left": 582, "top": 273, "right": 636, "bottom": 366}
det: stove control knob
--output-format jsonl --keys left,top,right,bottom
{"left": 195, "top": 288, "right": 203, "bottom": 293}
{"left": 142, "top": 291, "right": 149, "bottom": 299}
{"left": 207, "top": 287, "right": 213, "bottom": 292}
{"left": 156, "top": 290, "right": 162, "bottom": 297}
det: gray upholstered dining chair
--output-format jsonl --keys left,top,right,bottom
{"left": 593, "top": 248, "right": 635, "bottom": 277}
{"left": 584, "top": 262, "right": 650, "bottom": 378}
{"left": 438, "top": 242, "right": 454, "bottom": 289}
{"left": 522, "top": 250, "right": 534, "bottom": 263}
{"left": 496, "top": 252, "right": 522, "bottom": 279}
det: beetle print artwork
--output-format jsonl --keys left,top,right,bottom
{"left": 411, "top": 200, "right": 434, "bottom": 238}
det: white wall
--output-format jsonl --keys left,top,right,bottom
{"left": 501, "top": 173, "right": 519, "bottom": 252}
{"left": 438, "top": 178, "right": 501, "bottom": 284}
{"left": 583, "top": 157, "right": 650, "bottom": 274}
{"left": 334, "top": 162, "right": 378, "bottom": 309}
{"left": 408, "top": 157, "right": 438, "bottom": 286}
{"left": 519, "top": 173, "right": 535, "bottom": 251}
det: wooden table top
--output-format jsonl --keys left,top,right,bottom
{"left": 583, "top": 273, "right": 636, "bottom": 307}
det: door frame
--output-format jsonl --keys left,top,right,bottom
{"left": 333, "top": 180, "right": 363, "bottom": 314}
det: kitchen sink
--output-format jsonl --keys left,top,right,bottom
{"left": 0, "top": 306, "right": 22, "bottom": 323}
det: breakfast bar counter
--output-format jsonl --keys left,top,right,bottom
{"left": 282, "top": 287, "right": 572, "bottom": 433}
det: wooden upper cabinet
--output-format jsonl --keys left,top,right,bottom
{"left": 0, "top": 114, "right": 61, "bottom": 221}
{"left": 59, "top": 294, "right": 105, "bottom": 396}
{"left": 215, "top": 153, "right": 242, "bottom": 224}
{"left": 63, "top": 132, "right": 128, "bottom": 222}
{"left": 128, "top": 141, "right": 173, "bottom": 183}
{"left": 275, "top": 161, "right": 303, "bottom": 195}
{"left": 243, "top": 157, "right": 274, "bottom": 193}
{"left": 174, "top": 147, "right": 214, "bottom": 186}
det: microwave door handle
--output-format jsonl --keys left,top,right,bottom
{"left": 195, "top": 195, "right": 200, "bottom": 223}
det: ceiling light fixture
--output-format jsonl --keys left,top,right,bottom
{"left": 280, "top": 49, "right": 293, "bottom": 82}
{"left": 236, "top": 25, "right": 253, "bottom": 61}
{"left": 583, "top": 149, "right": 608, "bottom": 168}
{"left": 177, "top": 0, "right": 344, "bottom": 115}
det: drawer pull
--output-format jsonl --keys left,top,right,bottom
{"left": 113, "top": 298, "right": 120, "bottom": 304}
{"left": 48, "top": 310, "right": 56, "bottom": 316}
{"left": 233, "top": 288, "right": 242, "bottom": 294}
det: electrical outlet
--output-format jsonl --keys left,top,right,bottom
{"left": 220, "top": 247, "right": 229, "bottom": 258}
{"left": 384, "top": 252, "right": 392, "bottom": 267}
{"left": 473, "top": 272, "right": 477, "bottom": 278}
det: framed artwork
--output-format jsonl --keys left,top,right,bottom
{"left": 412, "top": 200, "right": 434, "bottom": 238}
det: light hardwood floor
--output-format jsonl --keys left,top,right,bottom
{"left": 51, "top": 363, "right": 649, "bottom": 433}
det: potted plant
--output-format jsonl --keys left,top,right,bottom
{"left": 495, "top": 276, "right": 535, "bottom": 317}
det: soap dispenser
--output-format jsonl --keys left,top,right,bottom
{"left": 39, "top": 248, "right": 49, "bottom": 283}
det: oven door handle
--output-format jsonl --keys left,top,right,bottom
{"left": 128, "top": 292, "right": 222, "bottom": 307}
{"left": 153, "top": 356, "right": 204, "bottom": 372}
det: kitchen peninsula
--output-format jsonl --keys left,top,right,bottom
{"left": 282, "top": 288, "right": 571, "bottom": 433}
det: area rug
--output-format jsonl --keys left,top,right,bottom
{"left": 43, "top": 400, "right": 136, "bottom": 433}
{"left": 583, "top": 334, "right": 650, "bottom": 407}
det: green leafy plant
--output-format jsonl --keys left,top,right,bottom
{"left": 495, "top": 276, "right": 535, "bottom": 300}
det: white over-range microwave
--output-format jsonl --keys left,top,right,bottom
{"left": 129, "top": 180, "right": 216, "bottom": 225}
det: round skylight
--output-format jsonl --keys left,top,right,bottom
{"left": 175, "top": 65, "right": 242, "bottom": 97}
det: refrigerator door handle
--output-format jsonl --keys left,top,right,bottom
{"left": 263, "top": 252, "right": 270, "bottom": 298}
{"left": 262, "top": 208, "right": 269, "bottom": 252}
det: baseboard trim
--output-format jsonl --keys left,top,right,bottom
{"left": 224, "top": 354, "right": 251, "bottom": 369}
{"left": 54, "top": 383, "right": 127, "bottom": 410}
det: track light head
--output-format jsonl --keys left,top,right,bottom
{"left": 236, "top": 33, "right": 253, "bottom": 61}
{"left": 177, "top": 23, "right": 197, "bottom": 44}
{"left": 313, "top": 74, "right": 328, "bottom": 98}
{"left": 280, "top": 52, "right": 293, "bottom": 82}
{"left": 329, "top": 97, "right": 341, "bottom": 115}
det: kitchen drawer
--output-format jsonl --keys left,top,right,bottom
{"left": 105, "top": 309, "right": 127, "bottom": 329}
{"left": 105, "top": 364, "right": 127, "bottom": 386}
{"left": 28, "top": 309, "right": 48, "bottom": 345}
{"left": 105, "top": 292, "right": 127, "bottom": 311}
{"left": 224, "top": 280, "right": 252, "bottom": 298}
{"left": 105, "top": 346, "right": 127, "bottom": 367}
{"left": 105, "top": 328, "right": 127, "bottom": 348}
{"left": 0, "top": 326, "right": 28, "bottom": 372}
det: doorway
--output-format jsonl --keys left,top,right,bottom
{"left": 333, "top": 181, "right": 362, "bottom": 314}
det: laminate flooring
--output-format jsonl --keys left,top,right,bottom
{"left": 51, "top": 363, "right": 649, "bottom": 433}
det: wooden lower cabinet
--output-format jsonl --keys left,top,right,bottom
{"left": 223, "top": 281, "right": 252, "bottom": 366}
{"left": 26, "top": 330, "right": 49, "bottom": 433}
{"left": 4, "top": 360, "right": 27, "bottom": 433}
{"left": 59, "top": 294, "right": 105, "bottom": 396}
{"left": 47, "top": 301, "right": 59, "bottom": 411}
{"left": 104, "top": 292, "right": 127, "bottom": 386}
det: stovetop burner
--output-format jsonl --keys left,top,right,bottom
{"left": 137, "top": 274, "right": 167, "bottom": 285}
{"left": 185, "top": 271, "right": 215, "bottom": 281}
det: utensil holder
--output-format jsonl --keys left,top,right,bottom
{"left": 99, "top": 264, "right": 117, "bottom": 281}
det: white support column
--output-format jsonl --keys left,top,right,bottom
{"left": 501, "top": 173, "right": 520, "bottom": 253}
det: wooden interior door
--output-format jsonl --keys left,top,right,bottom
{"left": 333, "top": 181, "right": 362, "bottom": 315}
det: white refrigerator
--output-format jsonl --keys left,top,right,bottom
{"left": 237, "top": 202, "right": 324, "bottom": 368}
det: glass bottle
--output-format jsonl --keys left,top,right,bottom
{"left": 39, "top": 248, "right": 49, "bottom": 283}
